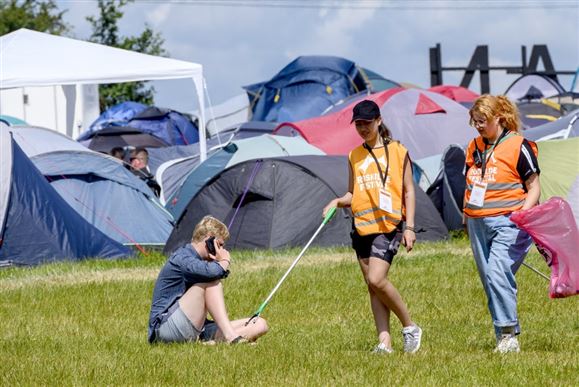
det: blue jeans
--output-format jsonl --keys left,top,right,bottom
{"left": 467, "top": 214, "right": 533, "bottom": 339}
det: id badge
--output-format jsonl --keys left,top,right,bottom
{"left": 469, "top": 181, "right": 487, "bottom": 207}
{"left": 379, "top": 188, "right": 393, "bottom": 213}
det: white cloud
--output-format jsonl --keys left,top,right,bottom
{"left": 290, "top": 6, "right": 377, "bottom": 58}
{"left": 145, "top": 4, "right": 172, "bottom": 28}
{"left": 56, "top": 1, "right": 578, "bottom": 109}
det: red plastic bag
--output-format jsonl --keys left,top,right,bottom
{"left": 510, "top": 197, "right": 579, "bottom": 298}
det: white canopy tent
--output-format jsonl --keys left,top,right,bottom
{"left": 0, "top": 28, "right": 208, "bottom": 160}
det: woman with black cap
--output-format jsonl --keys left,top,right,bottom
{"left": 323, "top": 99, "right": 422, "bottom": 354}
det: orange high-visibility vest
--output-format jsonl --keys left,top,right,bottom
{"left": 464, "top": 133, "right": 538, "bottom": 218}
{"left": 350, "top": 141, "right": 407, "bottom": 235}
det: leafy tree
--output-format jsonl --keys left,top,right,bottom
{"left": 0, "top": 0, "right": 69, "bottom": 35}
{"left": 87, "top": 0, "right": 167, "bottom": 110}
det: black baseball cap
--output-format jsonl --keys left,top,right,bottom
{"left": 351, "top": 100, "right": 381, "bottom": 123}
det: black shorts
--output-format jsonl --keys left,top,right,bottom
{"left": 351, "top": 229, "right": 402, "bottom": 264}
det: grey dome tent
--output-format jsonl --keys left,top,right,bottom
{"left": 163, "top": 135, "right": 324, "bottom": 215}
{"left": 85, "top": 126, "right": 169, "bottom": 153}
{"left": 505, "top": 74, "right": 565, "bottom": 101}
{"left": 523, "top": 110, "right": 579, "bottom": 141}
{"left": 164, "top": 156, "right": 447, "bottom": 254}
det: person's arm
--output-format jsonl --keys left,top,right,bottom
{"left": 181, "top": 250, "right": 229, "bottom": 284}
{"left": 214, "top": 244, "right": 231, "bottom": 272}
{"left": 322, "top": 161, "right": 353, "bottom": 217}
{"left": 401, "top": 156, "right": 416, "bottom": 252}
{"left": 516, "top": 140, "right": 541, "bottom": 211}
{"left": 521, "top": 173, "right": 540, "bottom": 210}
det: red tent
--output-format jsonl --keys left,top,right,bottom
{"left": 275, "top": 88, "right": 476, "bottom": 159}
{"left": 274, "top": 88, "right": 403, "bottom": 155}
{"left": 428, "top": 85, "right": 479, "bottom": 103}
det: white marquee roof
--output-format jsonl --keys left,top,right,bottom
{"left": 0, "top": 28, "right": 207, "bottom": 159}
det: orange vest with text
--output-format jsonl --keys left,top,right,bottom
{"left": 464, "top": 133, "right": 538, "bottom": 218}
{"left": 349, "top": 141, "right": 407, "bottom": 235}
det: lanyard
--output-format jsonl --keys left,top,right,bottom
{"left": 477, "top": 129, "right": 509, "bottom": 180}
{"left": 363, "top": 141, "right": 390, "bottom": 187}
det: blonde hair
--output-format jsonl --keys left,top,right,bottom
{"left": 191, "top": 216, "right": 230, "bottom": 243}
{"left": 469, "top": 94, "right": 521, "bottom": 133}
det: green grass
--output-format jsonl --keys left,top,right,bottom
{"left": 1, "top": 240, "right": 577, "bottom": 385}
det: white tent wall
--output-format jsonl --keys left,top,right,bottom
{"left": 0, "top": 84, "right": 99, "bottom": 138}
{"left": 0, "top": 29, "right": 207, "bottom": 160}
{"left": 191, "top": 93, "right": 250, "bottom": 137}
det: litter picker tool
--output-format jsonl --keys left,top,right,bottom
{"left": 246, "top": 207, "right": 337, "bottom": 325}
{"left": 522, "top": 262, "right": 549, "bottom": 281}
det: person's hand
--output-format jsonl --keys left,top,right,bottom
{"left": 402, "top": 229, "right": 416, "bottom": 252}
{"left": 214, "top": 243, "right": 231, "bottom": 270}
{"left": 323, "top": 199, "right": 339, "bottom": 218}
{"left": 214, "top": 243, "right": 230, "bottom": 262}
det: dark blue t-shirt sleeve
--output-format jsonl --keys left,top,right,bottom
{"left": 517, "top": 140, "right": 540, "bottom": 182}
{"left": 181, "top": 256, "right": 228, "bottom": 283}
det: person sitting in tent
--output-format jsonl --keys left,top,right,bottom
{"left": 463, "top": 94, "right": 541, "bottom": 353}
{"left": 148, "top": 215, "right": 269, "bottom": 344}
{"left": 110, "top": 146, "right": 125, "bottom": 161}
{"left": 129, "top": 147, "right": 160, "bottom": 196}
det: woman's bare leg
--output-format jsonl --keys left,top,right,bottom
{"left": 363, "top": 257, "right": 413, "bottom": 328}
{"left": 359, "top": 259, "right": 392, "bottom": 346}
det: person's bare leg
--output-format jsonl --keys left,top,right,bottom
{"left": 359, "top": 259, "right": 392, "bottom": 347}
{"left": 370, "top": 293, "right": 391, "bottom": 345}
{"left": 204, "top": 281, "right": 239, "bottom": 341}
{"left": 178, "top": 284, "right": 209, "bottom": 329}
{"left": 366, "top": 257, "right": 413, "bottom": 328}
{"left": 179, "top": 281, "right": 238, "bottom": 342}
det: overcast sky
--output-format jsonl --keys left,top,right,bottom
{"left": 58, "top": 0, "right": 578, "bottom": 113}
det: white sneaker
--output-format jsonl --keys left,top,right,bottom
{"left": 372, "top": 342, "right": 394, "bottom": 354}
{"left": 494, "top": 334, "right": 520, "bottom": 353}
{"left": 401, "top": 325, "right": 422, "bottom": 353}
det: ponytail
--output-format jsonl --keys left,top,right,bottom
{"left": 379, "top": 122, "right": 393, "bottom": 143}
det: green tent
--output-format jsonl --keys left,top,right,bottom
{"left": 537, "top": 137, "right": 579, "bottom": 224}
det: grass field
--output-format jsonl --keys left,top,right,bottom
{"left": 1, "top": 239, "right": 577, "bottom": 385}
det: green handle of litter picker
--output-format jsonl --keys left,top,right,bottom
{"left": 323, "top": 207, "right": 337, "bottom": 224}
{"left": 256, "top": 302, "right": 266, "bottom": 315}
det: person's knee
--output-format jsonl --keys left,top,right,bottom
{"left": 254, "top": 317, "right": 269, "bottom": 335}
{"left": 204, "top": 279, "right": 222, "bottom": 287}
{"left": 367, "top": 272, "right": 388, "bottom": 290}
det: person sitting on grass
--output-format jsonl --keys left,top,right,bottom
{"left": 148, "top": 215, "right": 268, "bottom": 344}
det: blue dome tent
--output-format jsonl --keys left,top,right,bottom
{"left": 128, "top": 107, "right": 199, "bottom": 146}
{"left": 0, "top": 130, "right": 130, "bottom": 266}
{"left": 78, "top": 101, "right": 147, "bottom": 141}
{"left": 244, "top": 55, "right": 398, "bottom": 122}
{"left": 9, "top": 126, "right": 174, "bottom": 246}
